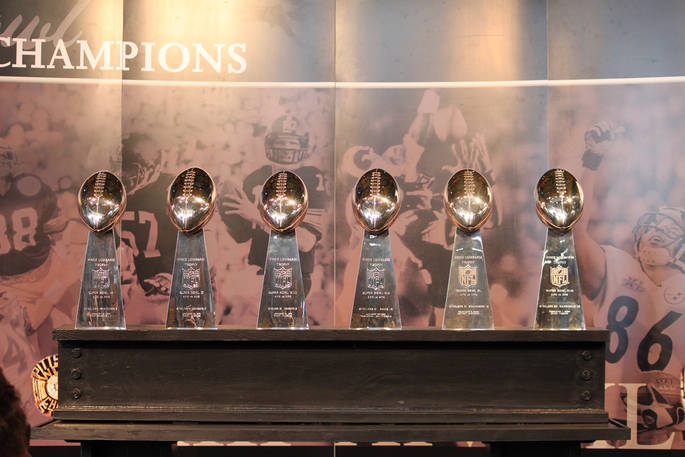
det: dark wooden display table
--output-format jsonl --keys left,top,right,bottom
{"left": 33, "top": 326, "right": 629, "bottom": 456}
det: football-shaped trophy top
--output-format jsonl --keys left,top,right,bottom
{"left": 535, "top": 168, "right": 584, "bottom": 231}
{"left": 78, "top": 170, "right": 127, "bottom": 232}
{"left": 167, "top": 167, "right": 216, "bottom": 232}
{"left": 352, "top": 168, "right": 400, "bottom": 233}
{"left": 444, "top": 169, "right": 492, "bottom": 232}
{"left": 260, "top": 170, "right": 308, "bottom": 232}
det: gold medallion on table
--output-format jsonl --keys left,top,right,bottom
{"left": 32, "top": 354, "right": 58, "bottom": 416}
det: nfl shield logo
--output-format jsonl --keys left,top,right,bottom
{"left": 550, "top": 266, "right": 569, "bottom": 287}
{"left": 458, "top": 264, "right": 478, "bottom": 288}
{"left": 182, "top": 264, "right": 200, "bottom": 290}
{"left": 367, "top": 265, "right": 385, "bottom": 291}
{"left": 274, "top": 265, "right": 293, "bottom": 290}
{"left": 94, "top": 266, "right": 110, "bottom": 290}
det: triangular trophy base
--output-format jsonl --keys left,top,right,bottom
{"left": 534, "top": 229, "right": 586, "bottom": 330}
{"left": 166, "top": 230, "right": 216, "bottom": 329}
{"left": 443, "top": 230, "right": 493, "bottom": 330}
{"left": 351, "top": 230, "right": 401, "bottom": 330}
{"left": 257, "top": 229, "right": 308, "bottom": 329}
{"left": 75, "top": 230, "right": 125, "bottom": 329}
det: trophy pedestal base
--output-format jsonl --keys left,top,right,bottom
{"left": 33, "top": 421, "right": 627, "bottom": 456}
{"left": 39, "top": 326, "right": 628, "bottom": 454}
{"left": 53, "top": 327, "right": 609, "bottom": 424}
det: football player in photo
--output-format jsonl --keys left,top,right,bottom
{"left": 575, "top": 121, "right": 685, "bottom": 445}
{"left": 0, "top": 140, "right": 76, "bottom": 424}
{"left": 220, "top": 114, "right": 329, "bottom": 325}
{"left": 119, "top": 133, "right": 177, "bottom": 324}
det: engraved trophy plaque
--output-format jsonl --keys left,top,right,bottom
{"left": 443, "top": 169, "right": 494, "bottom": 330}
{"left": 534, "top": 168, "right": 586, "bottom": 330}
{"left": 166, "top": 168, "right": 217, "bottom": 329}
{"left": 350, "top": 169, "right": 402, "bottom": 329}
{"left": 257, "top": 171, "right": 309, "bottom": 329}
{"left": 76, "top": 171, "right": 126, "bottom": 329}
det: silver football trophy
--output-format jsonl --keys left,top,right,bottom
{"left": 166, "top": 168, "right": 217, "bottom": 329}
{"left": 351, "top": 169, "right": 402, "bottom": 329}
{"left": 534, "top": 168, "right": 586, "bottom": 330}
{"left": 257, "top": 171, "right": 309, "bottom": 329}
{"left": 76, "top": 171, "right": 127, "bottom": 329}
{"left": 443, "top": 169, "right": 494, "bottom": 330}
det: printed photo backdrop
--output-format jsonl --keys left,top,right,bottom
{"left": 0, "top": 0, "right": 684, "bottom": 450}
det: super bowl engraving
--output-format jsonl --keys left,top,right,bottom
{"left": 166, "top": 167, "right": 216, "bottom": 329}
{"left": 442, "top": 169, "right": 494, "bottom": 330}
{"left": 75, "top": 171, "right": 126, "bottom": 329}
{"left": 534, "top": 168, "right": 586, "bottom": 330}
{"left": 351, "top": 169, "right": 402, "bottom": 329}
{"left": 257, "top": 170, "right": 309, "bottom": 329}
